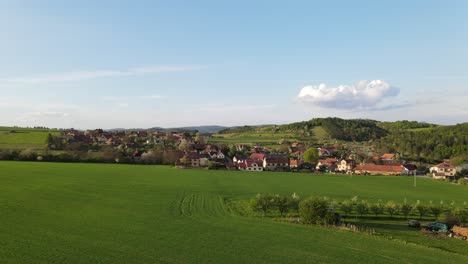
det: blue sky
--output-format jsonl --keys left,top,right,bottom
{"left": 0, "top": 0, "right": 467, "bottom": 128}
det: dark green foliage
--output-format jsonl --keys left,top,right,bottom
{"left": 400, "top": 203, "right": 413, "bottom": 219}
{"left": 386, "top": 201, "right": 400, "bottom": 217}
{"left": 339, "top": 200, "right": 354, "bottom": 216}
{"left": 415, "top": 203, "right": 429, "bottom": 219}
{"left": 299, "top": 197, "right": 332, "bottom": 225}
{"left": 369, "top": 202, "right": 385, "bottom": 216}
{"left": 429, "top": 205, "right": 443, "bottom": 219}
{"left": 303, "top": 147, "right": 319, "bottom": 163}
{"left": 375, "top": 123, "right": 468, "bottom": 162}
{"left": 356, "top": 200, "right": 369, "bottom": 217}
{"left": 251, "top": 194, "right": 275, "bottom": 216}
{"left": 273, "top": 195, "right": 293, "bottom": 216}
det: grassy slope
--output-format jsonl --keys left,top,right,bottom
{"left": 0, "top": 127, "right": 59, "bottom": 150}
{"left": 0, "top": 162, "right": 467, "bottom": 264}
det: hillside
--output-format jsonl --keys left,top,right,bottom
{"left": 213, "top": 118, "right": 468, "bottom": 163}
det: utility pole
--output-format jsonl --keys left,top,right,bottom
{"left": 414, "top": 171, "right": 417, "bottom": 187}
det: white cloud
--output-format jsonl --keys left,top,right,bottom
{"left": 0, "top": 65, "right": 205, "bottom": 85}
{"left": 297, "top": 80, "right": 399, "bottom": 109}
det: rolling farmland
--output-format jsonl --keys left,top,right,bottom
{"left": 0, "top": 162, "right": 467, "bottom": 263}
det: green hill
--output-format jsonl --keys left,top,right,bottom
{"left": 0, "top": 127, "right": 59, "bottom": 151}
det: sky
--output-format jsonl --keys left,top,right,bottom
{"left": 0, "top": 0, "right": 467, "bottom": 129}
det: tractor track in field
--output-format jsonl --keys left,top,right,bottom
{"left": 169, "top": 192, "right": 228, "bottom": 220}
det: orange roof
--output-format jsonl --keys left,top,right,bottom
{"left": 381, "top": 153, "right": 395, "bottom": 160}
{"left": 355, "top": 164, "right": 402, "bottom": 173}
{"left": 290, "top": 160, "right": 303, "bottom": 166}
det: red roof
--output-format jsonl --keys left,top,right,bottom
{"left": 250, "top": 153, "right": 266, "bottom": 161}
{"left": 434, "top": 161, "right": 455, "bottom": 169}
{"left": 355, "top": 164, "right": 402, "bottom": 173}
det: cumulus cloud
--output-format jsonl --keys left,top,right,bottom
{"left": 297, "top": 80, "right": 399, "bottom": 109}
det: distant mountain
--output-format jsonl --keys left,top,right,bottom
{"left": 107, "top": 126, "right": 228, "bottom": 134}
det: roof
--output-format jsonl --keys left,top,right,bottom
{"left": 355, "top": 164, "right": 402, "bottom": 173}
{"left": 184, "top": 152, "right": 202, "bottom": 159}
{"left": 434, "top": 160, "right": 456, "bottom": 169}
{"left": 250, "top": 153, "right": 266, "bottom": 160}
{"left": 265, "top": 154, "right": 289, "bottom": 164}
{"left": 403, "top": 164, "right": 417, "bottom": 170}
{"left": 381, "top": 153, "right": 396, "bottom": 160}
{"left": 290, "top": 160, "right": 303, "bottom": 166}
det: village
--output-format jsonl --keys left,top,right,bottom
{"left": 51, "top": 129, "right": 463, "bottom": 180}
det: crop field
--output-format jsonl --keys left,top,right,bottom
{"left": 209, "top": 132, "right": 314, "bottom": 145}
{"left": 0, "top": 127, "right": 59, "bottom": 151}
{"left": 0, "top": 161, "right": 467, "bottom": 263}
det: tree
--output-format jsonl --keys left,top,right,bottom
{"left": 273, "top": 195, "right": 292, "bottom": 217}
{"left": 370, "top": 202, "right": 385, "bottom": 216}
{"left": 400, "top": 203, "right": 413, "bottom": 219}
{"left": 195, "top": 132, "right": 205, "bottom": 144}
{"left": 415, "top": 203, "right": 429, "bottom": 220}
{"left": 303, "top": 148, "right": 319, "bottom": 163}
{"left": 356, "top": 200, "right": 369, "bottom": 217}
{"left": 299, "top": 197, "right": 331, "bottom": 225}
{"left": 429, "top": 205, "right": 443, "bottom": 220}
{"left": 251, "top": 194, "right": 275, "bottom": 216}
{"left": 227, "top": 146, "right": 237, "bottom": 158}
{"left": 386, "top": 201, "right": 400, "bottom": 218}
{"left": 340, "top": 200, "right": 354, "bottom": 217}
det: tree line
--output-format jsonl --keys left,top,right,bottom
{"left": 250, "top": 194, "right": 468, "bottom": 226}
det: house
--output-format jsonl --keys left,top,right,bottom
{"left": 430, "top": 160, "right": 456, "bottom": 179}
{"left": 263, "top": 154, "right": 289, "bottom": 171}
{"left": 354, "top": 164, "right": 402, "bottom": 175}
{"left": 238, "top": 159, "right": 263, "bottom": 171}
{"left": 236, "top": 144, "right": 248, "bottom": 151}
{"left": 402, "top": 163, "right": 417, "bottom": 176}
{"left": 318, "top": 147, "right": 332, "bottom": 158}
{"left": 380, "top": 153, "right": 397, "bottom": 163}
{"left": 289, "top": 159, "right": 303, "bottom": 169}
{"left": 337, "top": 159, "right": 356, "bottom": 173}
{"left": 181, "top": 152, "right": 202, "bottom": 167}
{"left": 233, "top": 154, "right": 247, "bottom": 164}
{"left": 211, "top": 151, "right": 225, "bottom": 160}
{"left": 316, "top": 158, "right": 338, "bottom": 171}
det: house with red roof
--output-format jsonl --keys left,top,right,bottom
{"left": 238, "top": 159, "right": 263, "bottom": 171}
{"left": 263, "top": 154, "right": 289, "bottom": 171}
{"left": 430, "top": 160, "right": 456, "bottom": 179}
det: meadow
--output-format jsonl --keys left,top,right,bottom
{"left": 0, "top": 127, "right": 58, "bottom": 151}
{"left": 0, "top": 161, "right": 467, "bottom": 263}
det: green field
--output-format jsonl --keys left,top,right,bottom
{"left": 0, "top": 127, "right": 59, "bottom": 151}
{"left": 0, "top": 161, "right": 467, "bottom": 263}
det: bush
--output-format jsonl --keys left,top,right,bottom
{"left": 299, "top": 197, "right": 332, "bottom": 225}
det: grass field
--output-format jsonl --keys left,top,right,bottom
{"left": 0, "top": 161, "right": 467, "bottom": 263}
{"left": 0, "top": 127, "right": 59, "bottom": 151}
